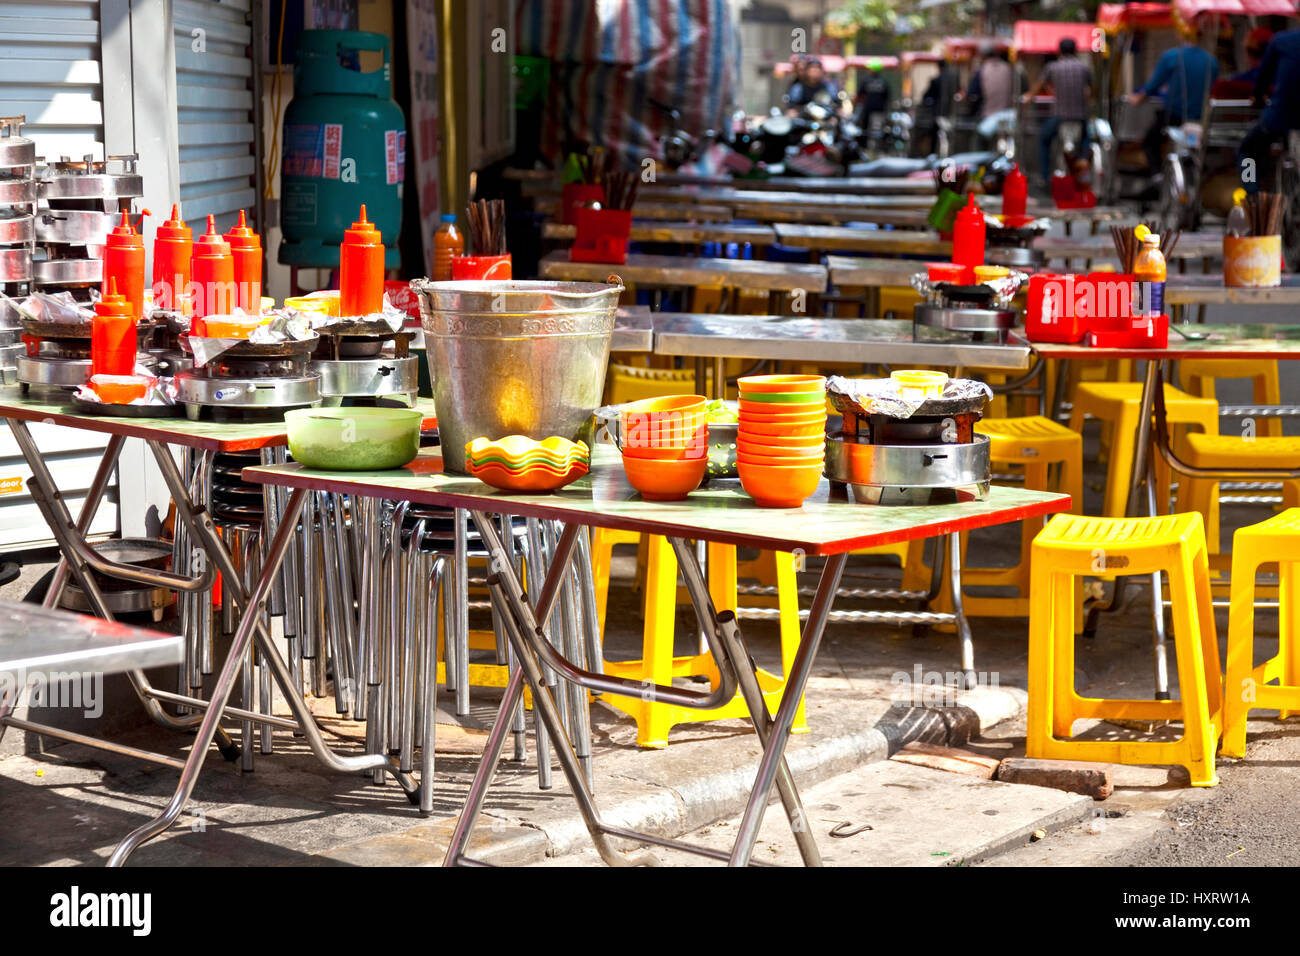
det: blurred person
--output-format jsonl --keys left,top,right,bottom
{"left": 854, "top": 60, "right": 891, "bottom": 129}
{"left": 1233, "top": 27, "right": 1275, "bottom": 84}
{"left": 787, "top": 57, "right": 838, "bottom": 108}
{"left": 1238, "top": 16, "right": 1300, "bottom": 193}
{"left": 967, "top": 48, "right": 1016, "bottom": 120}
{"left": 1023, "top": 37, "right": 1093, "bottom": 184}
{"left": 1127, "top": 35, "right": 1218, "bottom": 124}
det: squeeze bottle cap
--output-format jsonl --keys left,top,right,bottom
{"left": 156, "top": 204, "right": 192, "bottom": 240}
{"left": 95, "top": 278, "right": 132, "bottom": 317}
{"left": 1134, "top": 223, "right": 1151, "bottom": 243}
{"left": 194, "top": 214, "right": 232, "bottom": 256}
{"left": 224, "top": 209, "right": 261, "bottom": 250}
{"left": 1232, "top": 188, "right": 1247, "bottom": 206}
{"left": 345, "top": 204, "right": 383, "bottom": 245}
{"left": 440, "top": 213, "right": 456, "bottom": 224}
{"left": 106, "top": 209, "right": 145, "bottom": 248}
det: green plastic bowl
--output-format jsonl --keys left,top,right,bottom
{"left": 286, "top": 407, "right": 424, "bottom": 471}
{"left": 738, "top": 390, "right": 827, "bottom": 404}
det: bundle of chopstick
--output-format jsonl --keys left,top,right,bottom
{"left": 465, "top": 198, "right": 506, "bottom": 255}
{"left": 602, "top": 168, "right": 639, "bottom": 211}
{"left": 1245, "top": 192, "right": 1286, "bottom": 237}
{"left": 933, "top": 166, "right": 970, "bottom": 195}
{"left": 1110, "top": 223, "right": 1181, "bottom": 272}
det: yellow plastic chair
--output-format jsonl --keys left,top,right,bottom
{"left": 1026, "top": 513, "right": 1222, "bottom": 786}
{"left": 1179, "top": 358, "right": 1282, "bottom": 437}
{"left": 1068, "top": 381, "right": 1219, "bottom": 517}
{"left": 596, "top": 536, "right": 807, "bottom": 748}
{"left": 1221, "top": 508, "right": 1300, "bottom": 757}
{"left": 1174, "top": 434, "right": 1300, "bottom": 556}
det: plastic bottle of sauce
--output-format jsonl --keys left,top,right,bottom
{"left": 340, "top": 204, "right": 384, "bottom": 316}
{"left": 1133, "top": 229, "right": 1167, "bottom": 319}
{"left": 102, "top": 209, "right": 148, "bottom": 319}
{"left": 191, "top": 215, "right": 235, "bottom": 324}
{"left": 952, "top": 195, "right": 986, "bottom": 269}
{"left": 1002, "top": 164, "right": 1028, "bottom": 220}
{"left": 152, "top": 204, "right": 192, "bottom": 312}
{"left": 433, "top": 213, "right": 463, "bottom": 281}
{"left": 91, "top": 279, "right": 137, "bottom": 377}
{"left": 224, "top": 210, "right": 263, "bottom": 313}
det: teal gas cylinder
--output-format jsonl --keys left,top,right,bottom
{"left": 279, "top": 30, "right": 404, "bottom": 269}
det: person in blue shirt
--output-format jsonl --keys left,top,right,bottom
{"left": 1128, "top": 40, "right": 1219, "bottom": 124}
{"left": 1238, "top": 21, "right": 1300, "bottom": 194}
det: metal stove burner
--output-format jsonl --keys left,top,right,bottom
{"left": 824, "top": 433, "right": 991, "bottom": 505}
{"left": 313, "top": 355, "right": 419, "bottom": 406}
{"left": 17, "top": 354, "right": 92, "bottom": 390}
{"left": 983, "top": 245, "right": 1040, "bottom": 268}
{"left": 175, "top": 369, "right": 320, "bottom": 421}
{"left": 914, "top": 303, "right": 1018, "bottom": 341}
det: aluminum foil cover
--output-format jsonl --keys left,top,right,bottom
{"left": 184, "top": 309, "right": 314, "bottom": 366}
{"left": 8, "top": 290, "right": 95, "bottom": 324}
{"left": 826, "top": 375, "right": 993, "bottom": 420}
{"left": 910, "top": 270, "right": 1028, "bottom": 308}
{"left": 301, "top": 294, "right": 406, "bottom": 334}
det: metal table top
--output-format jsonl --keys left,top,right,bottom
{"left": 1163, "top": 274, "right": 1300, "bottom": 306}
{"left": 1036, "top": 233, "right": 1222, "bottom": 262}
{"left": 1030, "top": 324, "right": 1300, "bottom": 361}
{"left": 539, "top": 251, "right": 828, "bottom": 293}
{"left": 651, "top": 313, "right": 1033, "bottom": 369}
{"left": 826, "top": 256, "right": 928, "bottom": 288}
{"left": 533, "top": 196, "right": 732, "bottom": 222}
{"left": 0, "top": 599, "right": 182, "bottom": 680}
{"left": 777, "top": 225, "right": 949, "bottom": 256}
{"left": 0, "top": 389, "right": 438, "bottom": 453}
{"left": 544, "top": 221, "right": 777, "bottom": 247}
{"left": 612, "top": 305, "right": 654, "bottom": 352}
{"left": 243, "top": 446, "right": 1068, "bottom": 557}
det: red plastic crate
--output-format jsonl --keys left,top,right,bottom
{"left": 1087, "top": 313, "right": 1169, "bottom": 349}
{"left": 570, "top": 208, "right": 632, "bottom": 264}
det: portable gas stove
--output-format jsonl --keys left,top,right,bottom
{"left": 16, "top": 315, "right": 161, "bottom": 395}
{"left": 175, "top": 335, "right": 321, "bottom": 421}
{"left": 984, "top": 217, "right": 1049, "bottom": 269}
{"left": 824, "top": 379, "right": 992, "bottom": 505}
{"left": 912, "top": 273, "right": 1024, "bottom": 344}
{"left": 310, "top": 319, "right": 418, "bottom": 407}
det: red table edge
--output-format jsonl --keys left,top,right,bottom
{"left": 241, "top": 463, "right": 1072, "bottom": 557}
{"left": 1028, "top": 345, "right": 1300, "bottom": 361}
{"left": 0, "top": 402, "right": 437, "bottom": 454}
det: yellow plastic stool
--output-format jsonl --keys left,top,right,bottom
{"left": 951, "top": 416, "right": 1084, "bottom": 618}
{"left": 596, "top": 536, "right": 807, "bottom": 748}
{"left": 1068, "top": 382, "right": 1219, "bottom": 517}
{"left": 1026, "top": 513, "right": 1223, "bottom": 786}
{"left": 1175, "top": 434, "right": 1300, "bottom": 556}
{"left": 1179, "top": 358, "right": 1282, "bottom": 437}
{"left": 1221, "top": 508, "right": 1300, "bottom": 757}
{"left": 606, "top": 363, "right": 705, "bottom": 405}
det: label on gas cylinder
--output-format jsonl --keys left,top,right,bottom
{"left": 284, "top": 123, "right": 343, "bottom": 180}
{"left": 283, "top": 182, "right": 318, "bottom": 226}
{"left": 385, "top": 130, "right": 406, "bottom": 185}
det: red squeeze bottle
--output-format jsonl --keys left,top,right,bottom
{"left": 152, "top": 204, "right": 192, "bottom": 312}
{"left": 1002, "top": 164, "right": 1027, "bottom": 220}
{"left": 339, "top": 204, "right": 384, "bottom": 316}
{"left": 191, "top": 215, "right": 235, "bottom": 319}
{"left": 92, "top": 279, "right": 138, "bottom": 377}
{"left": 952, "top": 195, "right": 986, "bottom": 269}
{"left": 102, "top": 209, "right": 148, "bottom": 319}
{"left": 224, "top": 209, "right": 263, "bottom": 313}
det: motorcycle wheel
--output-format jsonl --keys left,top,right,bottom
{"left": 1158, "top": 153, "right": 1193, "bottom": 234}
{"left": 1283, "top": 161, "right": 1300, "bottom": 272}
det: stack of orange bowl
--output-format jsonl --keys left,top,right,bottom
{"left": 465, "top": 435, "right": 589, "bottom": 492}
{"left": 736, "top": 374, "right": 827, "bottom": 508}
{"left": 619, "top": 394, "right": 709, "bottom": 501}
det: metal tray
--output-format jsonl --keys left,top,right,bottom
{"left": 70, "top": 395, "right": 181, "bottom": 418}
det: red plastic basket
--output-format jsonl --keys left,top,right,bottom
{"left": 570, "top": 208, "right": 632, "bottom": 264}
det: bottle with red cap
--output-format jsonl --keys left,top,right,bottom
{"left": 102, "top": 209, "right": 148, "bottom": 319}
{"left": 339, "top": 204, "right": 384, "bottom": 317}
{"left": 224, "top": 210, "right": 263, "bottom": 313}
{"left": 191, "top": 215, "right": 235, "bottom": 325}
{"left": 152, "top": 204, "right": 192, "bottom": 312}
{"left": 1002, "top": 164, "right": 1028, "bottom": 221}
{"left": 92, "top": 278, "right": 137, "bottom": 377}
{"left": 952, "top": 194, "right": 987, "bottom": 269}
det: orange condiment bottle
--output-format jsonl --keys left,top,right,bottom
{"left": 102, "top": 209, "right": 148, "bottom": 319}
{"left": 91, "top": 279, "right": 137, "bottom": 377}
{"left": 1133, "top": 228, "right": 1167, "bottom": 319}
{"left": 224, "top": 210, "right": 263, "bottom": 313}
{"left": 152, "top": 204, "right": 192, "bottom": 312}
{"left": 191, "top": 215, "right": 235, "bottom": 319}
{"left": 432, "top": 214, "right": 463, "bottom": 281}
{"left": 339, "top": 204, "right": 384, "bottom": 316}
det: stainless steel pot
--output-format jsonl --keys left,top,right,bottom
{"left": 413, "top": 279, "right": 622, "bottom": 473}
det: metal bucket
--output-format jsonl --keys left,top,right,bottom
{"left": 412, "top": 279, "right": 622, "bottom": 472}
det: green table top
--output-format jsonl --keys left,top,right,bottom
{"left": 0, "top": 389, "right": 437, "bottom": 453}
{"left": 243, "top": 446, "right": 1069, "bottom": 556}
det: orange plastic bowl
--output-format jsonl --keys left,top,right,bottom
{"left": 737, "top": 374, "right": 826, "bottom": 394}
{"left": 739, "top": 419, "right": 828, "bottom": 439}
{"left": 620, "top": 394, "right": 707, "bottom": 417}
{"left": 738, "top": 408, "right": 827, "bottom": 424}
{"left": 468, "top": 459, "right": 588, "bottom": 492}
{"left": 737, "top": 438, "right": 824, "bottom": 459}
{"left": 739, "top": 430, "right": 825, "bottom": 448}
{"left": 737, "top": 462, "right": 824, "bottom": 508}
{"left": 621, "top": 439, "right": 708, "bottom": 461}
{"left": 621, "top": 453, "right": 707, "bottom": 501}
{"left": 737, "top": 451, "right": 826, "bottom": 468}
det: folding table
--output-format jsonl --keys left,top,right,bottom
{"left": 245, "top": 447, "right": 1069, "bottom": 866}
{"left": 0, "top": 388, "right": 437, "bottom": 865}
